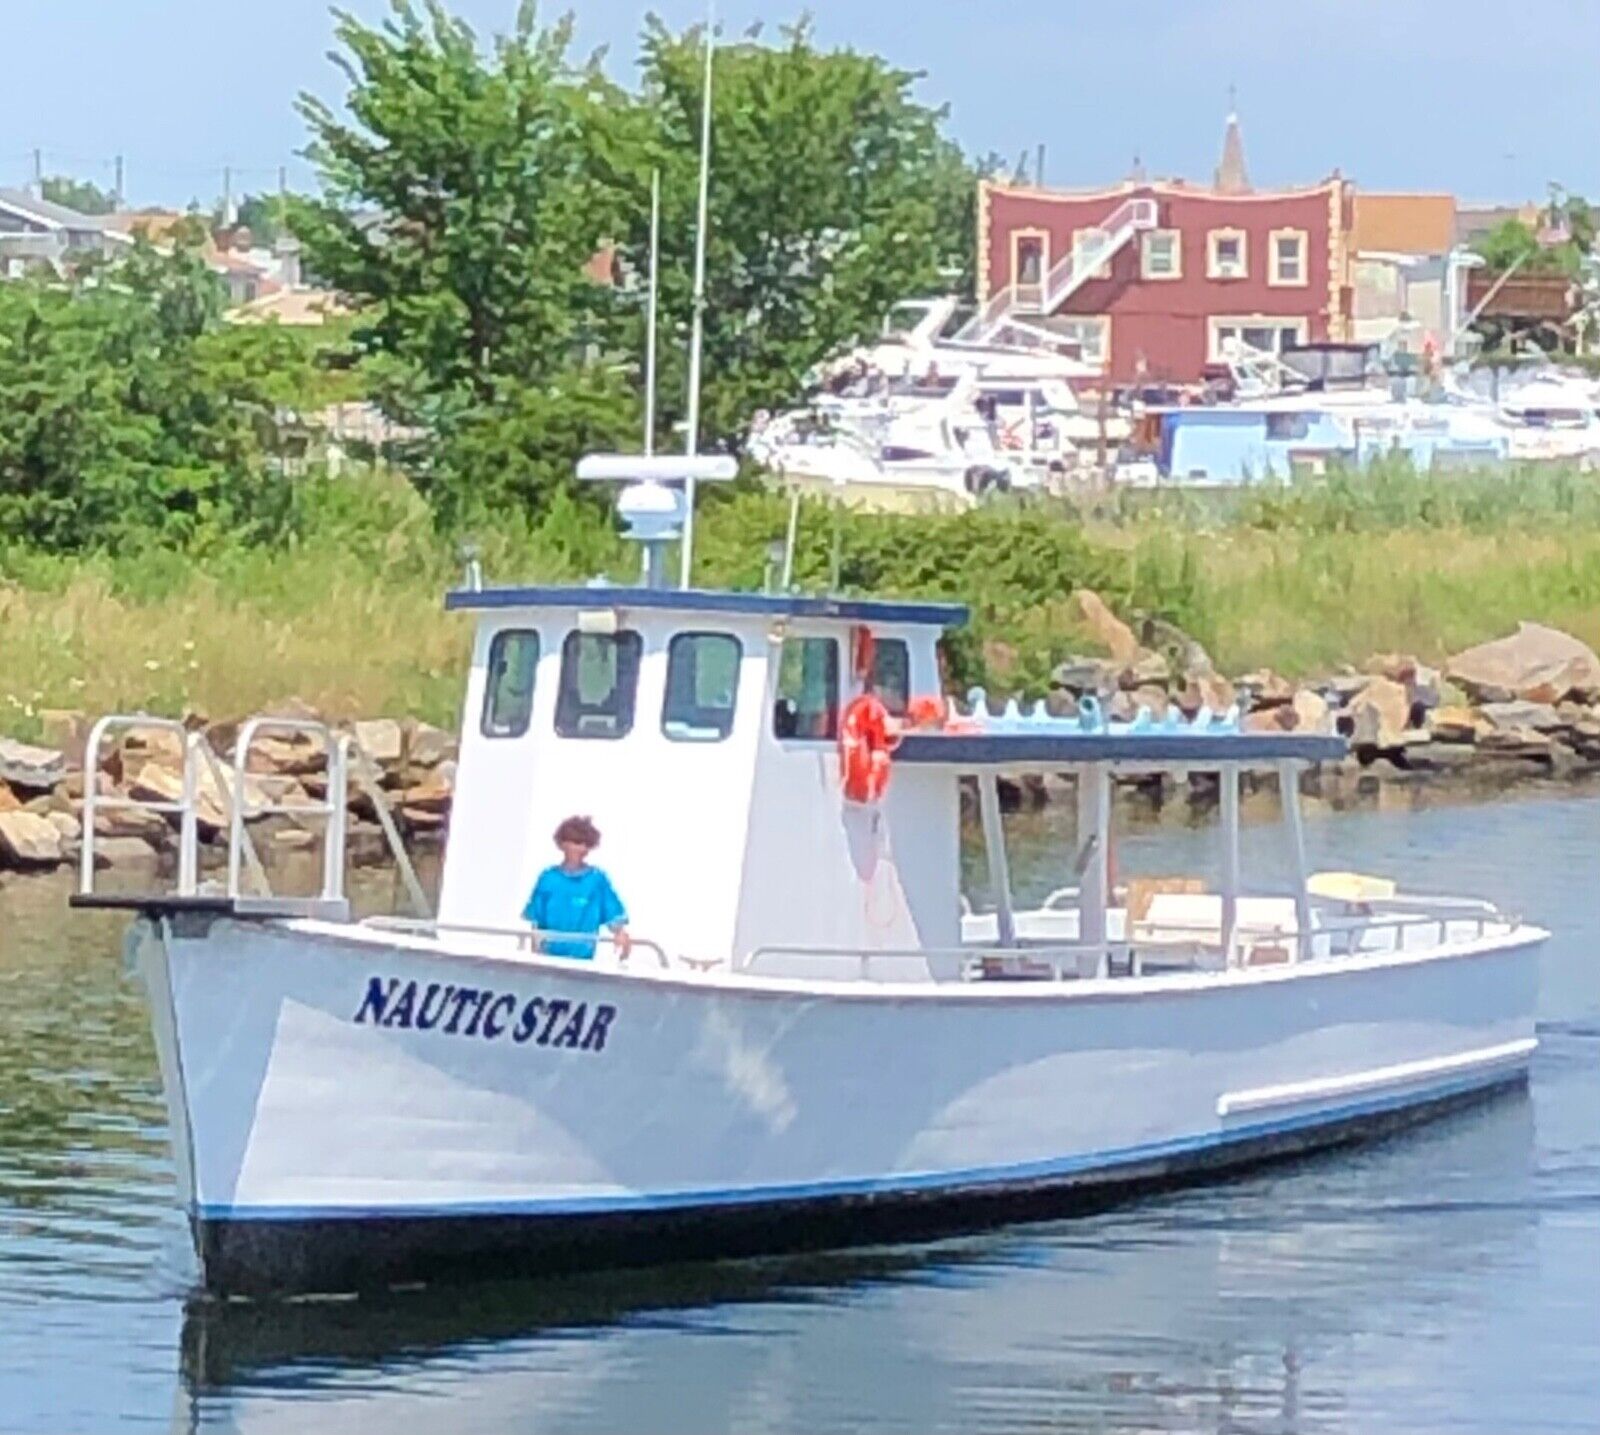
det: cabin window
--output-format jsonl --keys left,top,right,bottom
{"left": 481, "top": 629, "right": 540, "bottom": 738}
{"left": 1266, "top": 412, "right": 1313, "bottom": 441}
{"left": 870, "top": 638, "right": 911, "bottom": 716}
{"left": 555, "top": 630, "right": 642, "bottom": 740}
{"left": 772, "top": 637, "right": 840, "bottom": 740}
{"left": 663, "top": 632, "right": 742, "bottom": 741}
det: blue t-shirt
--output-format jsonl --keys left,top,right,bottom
{"left": 522, "top": 864, "right": 627, "bottom": 960}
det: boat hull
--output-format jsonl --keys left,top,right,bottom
{"left": 135, "top": 916, "right": 1542, "bottom": 1296}
{"left": 195, "top": 1077, "right": 1521, "bottom": 1295}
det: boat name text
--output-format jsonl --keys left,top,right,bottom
{"left": 353, "top": 975, "right": 616, "bottom": 1053}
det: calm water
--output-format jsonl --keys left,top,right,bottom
{"left": 1, "top": 789, "right": 1596, "bottom": 1433}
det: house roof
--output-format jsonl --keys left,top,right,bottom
{"left": 0, "top": 186, "right": 121, "bottom": 234}
{"left": 226, "top": 286, "right": 350, "bottom": 326}
{"left": 1455, "top": 202, "right": 1543, "bottom": 245}
{"left": 1352, "top": 193, "right": 1457, "bottom": 255}
{"left": 99, "top": 210, "right": 201, "bottom": 243}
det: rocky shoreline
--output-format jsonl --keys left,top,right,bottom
{"left": 0, "top": 707, "right": 455, "bottom": 882}
{"left": 978, "top": 594, "right": 1600, "bottom": 810}
{"left": 5, "top": 599, "right": 1600, "bottom": 881}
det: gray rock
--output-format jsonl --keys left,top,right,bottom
{"left": 0, "top": 737, "right": 66, "bottom": 792}
{"left": 1479, "top": 701, "right": 1565, "bottom": 734}
{"left": 93, "top": 835, "right": 160, "bottom": 872}
{"left": 354, "top": 718, "right": 404, "bottom": 765}
{"left": 0, "top": 810, "right": 64, "bottom": 866}
{"left": 1050, "top": 658, "right": 1117, "bottom": 696}
{"left": 1398, "top": 740, "right": 1478, "bottom": 772}
{"left": 404, "top": 721, "right": 456, "bottom": 770}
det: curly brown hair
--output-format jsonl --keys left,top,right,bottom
{"left": 553, "top": 815, "right": 601, "bottom": 848}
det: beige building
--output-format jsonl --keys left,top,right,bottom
{"left": 1349, "top": 193, "right": 1462, "bottom": 347}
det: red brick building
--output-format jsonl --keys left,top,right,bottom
{"left": 971, "top": 116, "right": 1356, "bottom": 384}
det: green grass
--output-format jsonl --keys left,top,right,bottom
{"left": 7, "top": 461, "right": 1600, "bottom": 738}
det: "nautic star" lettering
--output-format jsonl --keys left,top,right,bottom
{"left": 353, "top": 976, "right": 616, "bottom": 1052}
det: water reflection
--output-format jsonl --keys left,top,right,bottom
{"left": 1, "top": 791, "right": 1597, "bottom": 1434}
{"left": 172, "top": 1087, "right": 1540, "bottom": 1434}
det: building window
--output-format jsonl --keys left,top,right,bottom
{"left": 1141, "top": 229, "right": 1181, "bottom": 280}
{"left": 481, "top": 630, "right": 540, "bottom": 738}
{"left": 1011, "top": 229, "right": 1048, "bottom": 288}
{"left": 772, "top": 636, "right": 839, "bottom": 741}
{"left": 663, "top": 632, "right": 742, "bottom": 742}
{"left": 1054, "top": 316, "right": 1110, "bottom": 367}
{"left": 1208, "top": 316, "right": 1308, "bottom": 362}
{"left": 555, "top": 630, "right": 642, "bottom": 740}
{"left": 869, "top": 638, "right": 911, "bottom": 716}
{"left": 1270, "top": 229, "right": 1307, "bottom": 286}
{"left": 1072, "top": 227, "right": 1113, "bottom": 280}
{"left": 1207, "top": 228, "right": 1248, "bottom": 279}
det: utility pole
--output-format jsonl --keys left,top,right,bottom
{"left": 113, "top": 155, "right": 125, "bottom": 211}
{"left": 1036, "top": 143, "right": 1046, "bottom": 188}
{"left": 32, "top": 147, "right": 42, "bottom": 197}
{"left": 222, "top": 165, "right": 233, "bottom": 226}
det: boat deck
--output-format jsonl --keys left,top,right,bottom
{"left": 267, "top": 888, "right": 1531, "bottom": 995}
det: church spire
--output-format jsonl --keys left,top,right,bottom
{"left": 1214, "top": 88, "right": 1251, "bottom": 194}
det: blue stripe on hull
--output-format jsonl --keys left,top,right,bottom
{"left": 200, "top": 1064, "right": 1527, "bottom": 1224}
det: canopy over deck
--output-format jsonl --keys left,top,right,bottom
{"left": 445, "top": 584, "right": 969, "bottom": 629}
{"left": 897, "top": 729, "right": 1346, "bottom": 768}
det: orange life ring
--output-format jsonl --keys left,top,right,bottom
{"left": 839, "top": 693, "right": 899, "bottom": 804}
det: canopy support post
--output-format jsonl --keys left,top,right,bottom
{"left": 1077, "top": 763, "right": 1111, "bottom": 950}
{"left": 1280, "top": 760, "right": 1312, "bottom": 961}
{"left": 978, "top": 773, "right": 1017, "bottom": 947}
{"left": 1220, "top": 764, "right": 1241, "bottom": 966}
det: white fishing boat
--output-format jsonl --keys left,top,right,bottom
{"left": 74, "top": 456, "right": 1545, "bottom": 1296}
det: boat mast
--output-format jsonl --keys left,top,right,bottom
{"left": 644, "top": 167, "right": 661, "bottom": 457}
{"left": 679, "top": 8, "right": 716, "bottom": 589}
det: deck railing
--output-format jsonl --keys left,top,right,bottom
{"left": 77, "top": 712, "right": 426, "bottom": 921}
{"left": 743, "top": 902, "right": 1516, "bottom": 983}
{"left": 360, "top": 915, "right": 672, "bottom": 970}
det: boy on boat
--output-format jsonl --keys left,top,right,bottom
{"left": 524, "top": 815, "right": 632, "bottom": 961}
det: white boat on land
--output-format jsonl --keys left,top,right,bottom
{"left": 74, "top": 456, "right": 1545, "bottom": 1297}
{"left": 1496, "top": 372, "right": 1600, "bottom": 466}
{"left": 747, "top": 297, "right": 1128, "bottom": 504}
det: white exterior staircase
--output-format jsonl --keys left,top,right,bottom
{"left": 957, "top": 196, "right": 1159, "bottom": 347}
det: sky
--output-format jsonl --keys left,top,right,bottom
{"left": 2, "top": 0, "right": 1598, "bottom": 211}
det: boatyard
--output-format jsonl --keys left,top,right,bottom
{"left": 2, "top": 0, "right": 1599, "bottom": 1431}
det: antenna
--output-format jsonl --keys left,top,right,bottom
{"left": 644, "top": 168, "right": 661, "bottom": 457}
{"left": 578, "top": 454, "right": 737, "bottom": 589}
{"left": 679, "top": 6, "right": 716, "bottom": 589}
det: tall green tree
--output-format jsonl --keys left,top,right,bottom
{"left": 0, "top": 240, "right": 317, "bottom": 550}
{"left": 290, "top": 4, "right": 974, "bottom": 524}
{"left": 40, "top": 175, "right": 116, "bottom": 216}
{"left": 621, "top": 18, "right": 973, "bottom": 448}
{"left": 290, "top": 0, "right": 642, "bottom": 523}
{"left": 233, "top": 193, "right": 288, "bottom": 246}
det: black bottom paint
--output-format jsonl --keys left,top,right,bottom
{"left": 196, "top": 1076, "right": 1525, "bottom": 1297}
